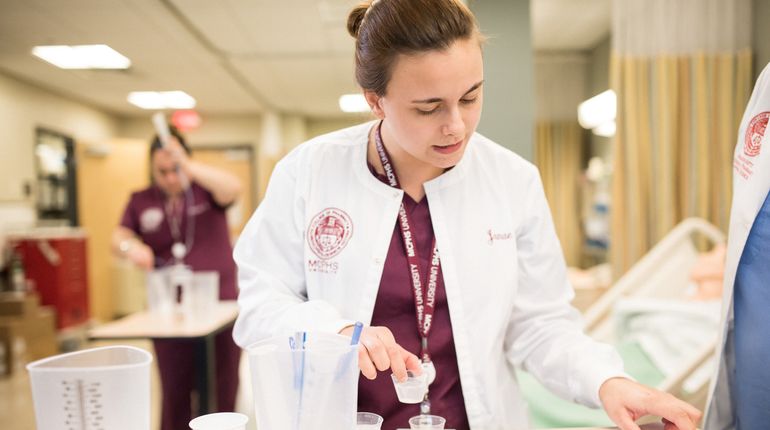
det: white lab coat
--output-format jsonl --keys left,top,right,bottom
{"left": 233, "top": 121, "right": 626, "bottom": 430}
{"left": 704, "top": 62, "right": 770, "bottom": 430}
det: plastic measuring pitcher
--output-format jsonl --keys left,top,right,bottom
{"left": 26, "top": 345, "right": 153, "bottom": 430}
{"left": 247, "top": 332, "right": 358, "bottom": 430}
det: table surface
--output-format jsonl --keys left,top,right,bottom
{"left": 89, "top": 301, "right": 239, "bottom": 339}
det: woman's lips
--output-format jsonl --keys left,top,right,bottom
{"left": 432, "top": 140, "right": 462, "bottom": 154}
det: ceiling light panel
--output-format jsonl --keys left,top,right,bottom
{"left": 32, "top": 44, "right": 131, "bottom": 69}
{"left": 127, "top": 91, "right": 196, "bottom": 109}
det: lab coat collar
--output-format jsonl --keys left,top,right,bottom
{"left": 353, "top": 121, "right": 404, "bottom": 199}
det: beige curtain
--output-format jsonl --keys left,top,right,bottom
{"left": 609, "top": 0, "right": 753, "bottom": 276}
{"left": 534, "top": 55, "right": 589, "bottom": 267}
{"left": 610, "top": 51, "right": 753, "bottom": 275}
{"left": 536, "top": 121, "right": 585, "bottom": 267}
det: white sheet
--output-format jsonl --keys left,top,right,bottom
{"left": 612, "top": 295, "right": 721, "bottom": 377}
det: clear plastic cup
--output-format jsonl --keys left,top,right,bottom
{"left": 408, "top": 414, "right": 446, "bottom": 430}
{"left": 146, "top": 268, "right": 175, "bottom": 314}
{"left": 189, "top": 412, "right": 248, "bottom": 430}
{"left": 188, "top": 271, "right": 220, "bottom": 314}
{"left": 26, "top": 345, "right": 152, "bottom": 430}
{"left": 147, "top": 268, "right": 220, "bottom": 316}
{"left": 357, "top": 411, "right": 384, "bottom": 429}
{"left": 391, "top": 370, "right": 428, "bottom": 403}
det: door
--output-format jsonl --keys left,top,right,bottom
{"left": 76, "top": 139, "right": 149, "bottom": 320}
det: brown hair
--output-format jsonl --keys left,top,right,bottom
{"left": 347, "top": 0, "right": 483, "bottom": 96}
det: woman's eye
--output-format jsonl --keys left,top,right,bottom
{"left": 416, "top": 107, "right": 439, "bottom": 115}
{"left": 460, "top": 97, "right": 478, "bottom": 105}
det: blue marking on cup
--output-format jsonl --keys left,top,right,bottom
{"left": 350, "top": 322, "right": 364, "bottom": 345}
{"left": 292, "top": 331, "right": 307, "bottom": 430}
{"left": 336, "top": 322, "right": 363, "bottom": 380}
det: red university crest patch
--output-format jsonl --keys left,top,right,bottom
{"left": 307, "top": 208, "right": 353, "bottom": 259}
{"left": 744, "top": 112, "right": 770, "bottom": 157}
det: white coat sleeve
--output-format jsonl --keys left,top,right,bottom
{"left": 231, "top": 151, "right": 354, "bottom": 348}
{"left": 504, "top": 164, "right": 628, "bottom": 408}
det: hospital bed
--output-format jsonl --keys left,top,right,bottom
{"left": 520, "top": 217, "right": 726, "bottom": 428}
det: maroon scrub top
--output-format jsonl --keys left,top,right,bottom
{"left": 359, "top": 164, "right": 470, "bottom": 430}
{"left": 120, "top": 182, "right": 237, "bottom": 300}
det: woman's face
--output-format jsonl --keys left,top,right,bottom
{"left": 366, "top": 36, "right": 484, "bottom": 172}
{"left": 151, "top": 142, "right": 184, "bottom": 197}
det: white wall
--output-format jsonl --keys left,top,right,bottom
{"left": 0, "top": 72, "right": 119, "bottom": 202}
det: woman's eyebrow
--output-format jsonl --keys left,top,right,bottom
{"left": 411, "top": 80, "right": 485, "bottom": 104}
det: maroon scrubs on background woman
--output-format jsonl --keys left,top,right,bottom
{"left": 120, "top": 182, "right": 240, "bottom": 430}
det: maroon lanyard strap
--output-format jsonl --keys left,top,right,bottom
{"left": 374, "top": 121, "right": 439, "bottom": 361}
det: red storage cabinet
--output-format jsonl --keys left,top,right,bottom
{"left": 9, "top": 228, "right": 89, "bottom": 329}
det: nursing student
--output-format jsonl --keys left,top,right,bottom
{"left": 112, "top": 127, "right": 242, "bottom": 430}
{"left": 232, "top": 1, "right": 701, "bottom": 429}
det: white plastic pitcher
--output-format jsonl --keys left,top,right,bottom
{"left": 26, "top": 345, "right": 153, "bottom": 430}
{"left": 248, "top": 332, "right": 358, "bottom": 430}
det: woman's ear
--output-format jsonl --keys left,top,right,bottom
{"left": 364, "top": 90, "right": 385, "bottom": 119}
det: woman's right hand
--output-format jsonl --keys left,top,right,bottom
{"left": 127, "top": 242, "right": 154, "bottom": 270}
{"left": 340, "top": 325, "right": 422, "bottom": 382}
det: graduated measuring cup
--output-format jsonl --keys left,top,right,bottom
{"left": 27, "top": 345, "right": 152, "bottom": 430}
{"left": 247, "top": 332, "right": 358, "bottom": 430}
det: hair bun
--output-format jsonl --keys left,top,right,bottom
{"left": 347, "top": 3, "right": 370, "bottom": 38}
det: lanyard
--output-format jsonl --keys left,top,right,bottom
{"left": 165, "top": 197, "right": 184, "bottom": 242}
{"left": 157, "top": 186, "right": 196, "bottom": 265}
{"left": 373, "top": 121, "right": 439, "bottom": 363}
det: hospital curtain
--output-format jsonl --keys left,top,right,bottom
{"left": 535, "top": 121, "right": 584, "bottom": 266}
{"left": 534, "top": 55, "right": 588, "bottom": 267}
{"left": 610, "top": 0, "right": 753, "bottom": 276}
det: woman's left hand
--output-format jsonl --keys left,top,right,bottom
{"left": 163, "top": 136, "right": 191, "bottom": 170}
{"left": 599, "top": 377, "right": 702, "bottom": 430}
